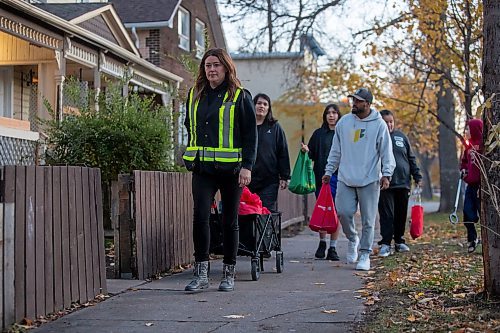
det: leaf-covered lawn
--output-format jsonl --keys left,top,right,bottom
{"left": 358, "top": 213, "right": 500, "bottom": 332}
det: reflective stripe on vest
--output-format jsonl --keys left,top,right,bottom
{"left": 183, "top": 87, "right": 243, "bottom": 163}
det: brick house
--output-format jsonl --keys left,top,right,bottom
{"left": 111, "top": 0, "right": 227, "bottom": 96}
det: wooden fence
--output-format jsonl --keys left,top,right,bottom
{"left": 111, "top": 171, "right": 313, "bottom": 280}
{"left": 111, "top": 171, "right": 193, "bottom": 280}
{"left": 0, "top": 166, "right": 107, "bottom": 330}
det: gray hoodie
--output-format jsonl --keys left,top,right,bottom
{"left": 324, "top": 109, "right": 396, "bottom": 187}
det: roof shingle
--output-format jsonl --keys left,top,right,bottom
{"left": 33, "top": 3, "right": 109, "bottom": 21}
{"left": 110, "top": 0, "right": 180, "bottom": 24}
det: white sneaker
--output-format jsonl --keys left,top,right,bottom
{"left": 356, "top": 253, "right": 370, "bottom": 271}
{"left": 395, "top": 243, "right": 410, "bottom": 252}
{"left": 346, "top": 236, "right": 359, "bottom": 263}
{"left": 378, "top": 244, "right": 391, "bottom": 257}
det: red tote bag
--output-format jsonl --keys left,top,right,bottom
{"left": 309, "top": 183, "right": 339, "bottom": 234}
{"left": 410, "top": 188, "right": 424, "bottom": 239}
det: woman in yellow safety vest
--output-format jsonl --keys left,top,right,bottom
{"left": 183, "top": 48, "right": 257, "bottom": 292}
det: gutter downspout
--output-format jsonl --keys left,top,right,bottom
{"left": 131, "top": 26, "right": 140, "bottom": 49}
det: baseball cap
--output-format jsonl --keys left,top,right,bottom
{"left": 348, "top": 88, "right": 373, "bottom": 104}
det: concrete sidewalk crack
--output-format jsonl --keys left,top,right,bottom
{"left": 207, "top": 322, "right": 231, "bottom": 332}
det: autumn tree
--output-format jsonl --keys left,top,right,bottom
{"left": 481, "top": 0, "right": 500, "bottom": 296}
{"left": 378, "top": 75, "right": 440, "bottom": 199}
{"left": 355, "top": 0, "right": 482, "bottom": 210}
{"left": 218, "top": 0, "right": 346, "bottom": 52}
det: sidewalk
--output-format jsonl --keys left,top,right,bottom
{"left": 34, "top": 229, "right": 367, "bottom": 333}
{"left": 33, "top": 201, "right": 439, "bottom": 333}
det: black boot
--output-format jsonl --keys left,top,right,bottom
{"left": 326, "top": 247, "right": 340, "bottom": 261}
{"left": 218, "top": 264, "right": 235, "bottom": 292}
{"left": 185, "top": 261, "right": 209, "bottom": 291}
{"left": 315, "top": 241, "right": 327, "bottom": 259}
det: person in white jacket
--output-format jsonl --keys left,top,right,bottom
{"left": 322, "top": 88, "right": 396, "bottom": 271}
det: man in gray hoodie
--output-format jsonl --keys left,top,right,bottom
{"left": 322, "top": 88, "right": 396, "bottom": 271}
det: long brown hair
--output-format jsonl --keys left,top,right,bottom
{"left": 194, "top": 48, "right": 241, "bottom": 102}
{"left": 322, "top": 103, "right": 341, "bottom": 126}
{"left": 253, "top": 93, "right": 276, "bottom": 124}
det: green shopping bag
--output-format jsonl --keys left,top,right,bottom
{"left": 288, "top": 150, "right": 316, "bottom": 194}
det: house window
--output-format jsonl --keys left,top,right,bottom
{"left": 195, "top": 19, "right": 206, "bottom": 59}
{"left": 178, "top": 7, "right": 190, "bottom": 51}
{"left": 0, "top": 67, "right": 13, "bottom": 118}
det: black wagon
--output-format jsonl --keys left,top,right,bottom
{"left": 209, "top": 202, "right": 284, "bottom": 281}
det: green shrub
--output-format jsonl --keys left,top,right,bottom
{"left": 42, "top": 77, "right": 178, "bottom": 183}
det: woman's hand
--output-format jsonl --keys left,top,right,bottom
{"left": 300, "top": 142, "right": 309, "bottom": 153}
{"left": 279, "top": 179, "right": 288, "bottom": 190}
{"left": 239, "top": 168, "right": 251, "bottom": 187}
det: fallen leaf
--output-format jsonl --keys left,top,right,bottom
{"left": 417, "top": 297, "right": 435, "bottom": 304}
{"left": 355, "top": 289, "right": 369, "bottom": 293}
{"left": 223, "top": 314, "right": 245, "bottom": 319}
{"left": 21, "top": 318, "right": 34, "bottom": 326}
{"left": 322, "top": 309, "right": 338, "bottom": 314}
{"left": 407, "top": 314, "right": 416, "bottom": 322}
{"left": 364, "top": 299, "right": 375, "bottom": 305}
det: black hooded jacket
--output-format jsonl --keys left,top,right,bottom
{"left": 249, "top": 120, "right": 290, "bottom": 190}
{"left": 183, "top": 81, "right": 257, "bottom": 175}
{"left": 389, "top": 129, "right": 422, "bottom": 189}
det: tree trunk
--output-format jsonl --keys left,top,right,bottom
{"left": 416, "top": 151, "right": 434, "bottom": 200}
{"left": 481, "top": 0, "right": 500, "bottom": 296}
{"left": 437, "top": 80, "right": 459, "bottom": 213}
{"left": 266, "top": 0, "right": 273, "bottom": 52}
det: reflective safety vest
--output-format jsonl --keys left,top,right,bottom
{"left": 183, "top": 87, "right": 243, "bottom": 163}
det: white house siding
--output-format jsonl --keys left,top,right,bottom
{"left": 234, "top": 56, "right": 316, "bottom": 164}
{"left": 234, "top": 57, "right": 300, "bottom": 100}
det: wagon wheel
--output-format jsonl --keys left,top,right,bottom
{"left": 251, "top": 258, "right": 260, "bottom": 281}
{"left": 276, "top": 251, "right": 284, "bottom": 273}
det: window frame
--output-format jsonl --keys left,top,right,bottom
{"left": 0, "top": 66, "right": 14, "bottom": 118}
{"left": 177, "top": 7, "right": 190, "bottom": 51}
{"left": 195, "top": 19, "right": 206, "bottom": 59}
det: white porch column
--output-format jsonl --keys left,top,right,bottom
{"left": 55, "top": 43, "right": 67, "bottom": 122}
{"left": 94, "top": 54, "right": 102, "bottom": 111}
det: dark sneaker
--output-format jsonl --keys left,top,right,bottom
{"left": 315, "top": 241, "right": 327, "bottom": 259}
{"left": 395, "top": 243, "right": 410, "bottom": 252}
{"left": 326, "top": 247, "right": 340, "bottom": 261}
{"left": 468, "top": 239, "right": 480, "bottom": 253}
{"left": 378, "top": 244, "right": 391, "bottom": 257}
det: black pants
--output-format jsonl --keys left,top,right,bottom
{"left": 192, "top": 172, "right": 242, "bottom": 265}
{"left": 463, "top": 184, "right": 479, "bottom": 242}
{"left": 378, "top": 188, "right": 410, "bottom": 245}
{"left": 248, "top": 182, "right": 279, "bottom": 212}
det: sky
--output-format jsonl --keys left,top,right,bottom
{"left": 216, "top": 0, "right": 406, "bottom": 65}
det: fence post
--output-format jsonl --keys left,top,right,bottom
{"left": 111, "top": 174, "right": 135, "bottom": 279}
{"left": 302, "top": 195, "right": 308, "bottom": 228}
